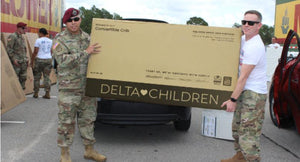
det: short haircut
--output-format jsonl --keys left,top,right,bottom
{"left": 244, "top": 10, "right": 262, "bottom": 22}
{"left": 39, "top": 28, "right": 48, "bottom": 35}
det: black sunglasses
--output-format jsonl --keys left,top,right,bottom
{"left": 67, "top": 17, "right": 80, "bottom": 22}
{"left": 241, "top": 20, "right": 260, "bottom": 26}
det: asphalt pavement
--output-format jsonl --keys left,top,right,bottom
{"left": 1, "top": 84, "right": 300, "bottom": 162}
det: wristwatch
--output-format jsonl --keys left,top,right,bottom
{"left": 230, "top": 97, "right": 237, "bottom": 102}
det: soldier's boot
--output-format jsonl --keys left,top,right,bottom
{"left": 43, "top": 91, "right": 50, "bottom": 99}
{"left": 221, "top": 151, "right": 246, "bottom": 162}
{"left": 84, "top": 145, "right": 106, "bottom": 162}
{"left": 60, "top": 147, "right": 71, "bottom": 162}
{"left": 33, "top": 91, "right": 39, "bottom": 98}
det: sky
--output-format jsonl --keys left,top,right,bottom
{"left": 65, "top": 0, "right": 276, "bottom": 28}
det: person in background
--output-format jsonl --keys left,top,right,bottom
{"left": 31, "top": 28, "right": 53, "bottom": 99}
{"left": 268, "top": 36, "right": 280, "bottom": 49}
{"left": 6, "top": 22, "right": 28, "bottom": 90}
{"left": 52, "top": 8, "right": 106, "bottom": 162}
{"left": 221, "top": 10, "right": 267, "bottom": 162}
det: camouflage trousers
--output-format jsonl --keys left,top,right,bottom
{"left": 12, "top": 61, "right": 27, "bottom": 90}
{"left": 232, "top": 90, "right": 267, "bottom": 162}
{"left": 33, "top": 58, "right": 52, "bottom": 92}
{"left": 57, "top": 89, "right": 97, "bottom": 147}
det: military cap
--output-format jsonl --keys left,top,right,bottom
{"left": 17, "top": 22, "right": 27, "bottom": 28}
{"left": 62, "top": 8, "right": 80, "bottom": 24}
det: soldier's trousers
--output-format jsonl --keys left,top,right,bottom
{"left": 33, "top": 58, "right": 52, "bottom": 92}
{"left": 12, "top": 61, "right": 27, "bottom": 90}
{"left": 57, "top": 89, "right": 97, "bottom": 147}
{"left": 232, "top": 90, "right": 266, "bottom": 162}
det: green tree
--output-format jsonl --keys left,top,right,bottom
{"left": 259, "top": 24, "right": 274, "bottom": 45}
{"left": 232, "top": 23, "right": 241, "bottom": 28}
{"left": 186, "top": 17, "right": 208, "bottom": 26}
{"left": 79, "top": 5, "right": 122, "bottom": 34}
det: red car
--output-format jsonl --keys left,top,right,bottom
{"left": 269, "top": 30, "right": 300, "bottom": 134}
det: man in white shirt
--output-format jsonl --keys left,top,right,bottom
{"left": 268, "top": 36, "right": 281, "bottom": 49}
{"left": 31, "top": 28, "right": 53, "bottom": 99}
{"left": 221, "top": 10, "right": 267, "bottom": 162}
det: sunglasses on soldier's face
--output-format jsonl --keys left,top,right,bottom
{"left": 241, "top": 20, "right": 260, "bottom": 26}
{"left": 67, "top": 17, "right": 80, "bottom": 22}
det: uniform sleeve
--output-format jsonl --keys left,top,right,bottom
{"left": 6, "top": 35, "right": 16, "bottom": 61}
{"left": 52, "top": 38, "right": 89, "bottom": 68}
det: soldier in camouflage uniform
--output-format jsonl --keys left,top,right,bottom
{"left": 31, "top": 28, "right": 53, "bottom": 99}
{"left": 221, "top": 10, "right": 267, "bottom": 162}
{"left": 6, "top": 22, "right": 28, "bottom": 90}
{"left": 52, "top": 8, "right": 106, "bottom": 162}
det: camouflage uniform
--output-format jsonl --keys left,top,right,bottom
{"left": 232, "top": 90, "right": 267, "bottom": 162}
{"left": 52, "top": 29, "right": 97, "bottom": 147}
{"left": 33, "top": 58, "right": 52, "bottom": 93}
{"left": 6, "top": 32, "right": 28, "bottom": 89}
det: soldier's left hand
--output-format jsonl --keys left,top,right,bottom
{"left": 86, "top": 43, "right": 101, "bottom": 54}
{"left": 221, "top": 100, "right": 237, "bottom": 112}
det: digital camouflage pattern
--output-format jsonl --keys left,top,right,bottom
{"left": 33, "top": 58, "right": 52, "bottom": 93}
{"left": 232, "top": 90, "right": 267, "bottom": 162}
{"left": 6, "top": 32, "right": 28, "bottom": 89}
{"left": 52, "top": 29, "right": 97, "bottom": 147}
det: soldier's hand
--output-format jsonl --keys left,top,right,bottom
{"left": 13, "top": 60, "right": 20, "bottom": 67}
{"left": 221, "top": 99, "right": 236, "bottom": 112}
{"left": 85, "top": 43, "right": 101, "bottom": 54}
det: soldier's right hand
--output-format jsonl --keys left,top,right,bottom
{"left": 85, "top": 43, "right": 101, "bottom": 54}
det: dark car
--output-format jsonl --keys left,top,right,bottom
{"left": 269, "top": 30, "right": 300, "bottom": 134}
{"left": 96, "top": 18, "right": 192, "bottom": 131}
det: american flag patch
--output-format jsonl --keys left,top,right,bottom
{"left": 52, "top": 42, "right": 59, "bottom": 49}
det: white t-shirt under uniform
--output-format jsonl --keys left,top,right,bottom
{"left": 34, "top": 37, "right": 53, "bottom": 59}
{"left": 240, "top": 34, "right": 267, "bottom": 94}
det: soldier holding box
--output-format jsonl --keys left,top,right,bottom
{"left": 52, "top": 8, "right": 105, "bottom": 162}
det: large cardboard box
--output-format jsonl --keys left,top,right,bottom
{"left": 86, "top": 19, "right": 241, "bottom": 110}
{"left": 1, "top": 42, "right": 26, "bottom": 115}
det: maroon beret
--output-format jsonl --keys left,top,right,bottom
{"left": 17, "top": 22, "right": 27, "bottom": 28}
{"left": 62, "top": 8, "right": 80, "bottom": 24}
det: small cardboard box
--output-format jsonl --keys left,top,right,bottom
{"left": 1, "top": 41, "right": 26, "bottom": 115}
{"left": 86, "top": 19, "right": 241, "bottom": 110}
{"left": 202, "top": 109, "right": 234, "bottom": 140}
